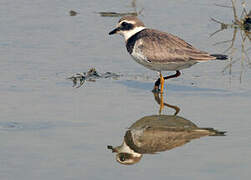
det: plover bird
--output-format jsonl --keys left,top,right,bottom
{"left": 109, "top": 16, "right": 227, "bottom": 93}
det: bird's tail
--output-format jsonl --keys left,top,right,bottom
{"left": 210, "top": 54, "right": 228, "bottom": 60}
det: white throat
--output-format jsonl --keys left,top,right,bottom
{"left": 122, "top": 26, "right": 146, "bottom": 41}
{"left": 118, "top": 141, "right": 142, "bottom": 157}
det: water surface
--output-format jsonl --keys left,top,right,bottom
{"left": 0, "top": 0, "right": 250, "bottom": 179}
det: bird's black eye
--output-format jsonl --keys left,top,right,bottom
{"left": 119, "top": 154, "right": 126, "bottom": 162}
{"left": 120, "top": 22, "right": 133, "bottom": 30}
{"left": 121, "top": 22, "right": 128, "bottom": 27}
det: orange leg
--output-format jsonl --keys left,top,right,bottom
{"left": 160, "top": 73, "right": 164, "bottom": 94}
{"left": 153, "top": 71, "right": 181, "bottom": 93}
{"left": 159, "top": 92, "right": 164, "bottom": 114}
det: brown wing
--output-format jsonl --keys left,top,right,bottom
{"left": 138, "top": 29, "right": 216, "bottom": 62}
{"left": 125, "top": 115, "right": 215, "bottom": 154}
{"left": 125, "top": 128, "right": 211, "bottom": 154}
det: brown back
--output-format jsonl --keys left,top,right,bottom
{"left": 126, "top": 29, "right": 216, "bottom": 62}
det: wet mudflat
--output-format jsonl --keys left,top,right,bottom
{"left": 0, "top": 0, "right": 250, "bottom": 179}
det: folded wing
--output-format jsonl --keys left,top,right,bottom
{"left": 137, "top": 29, "right": 216, "bottom": 63}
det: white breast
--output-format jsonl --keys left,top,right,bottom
{"left": 131, "top": 39, "right": 150, "bottom": 66}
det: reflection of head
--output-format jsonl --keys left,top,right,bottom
{"left": 107, "top": 141, "right": 142, "bottom": 165}
{"left": 116, "top": 152, "right": 142, "bottom": 165}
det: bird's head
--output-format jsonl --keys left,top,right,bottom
{"left": 109, "top": 16, "right": 146, "bottom": 41}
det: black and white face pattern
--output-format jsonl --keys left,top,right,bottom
{"left": 119, "top": 21, "right": 134, "bottom": 31}
{"left": 109, "top": 19, "right": 146, "bottom": 41}
{"left": 109, "top": 20, "right": 135, "bottom": 35}
{"left": 115, "top": 151, "right": 142, "bottom": 165}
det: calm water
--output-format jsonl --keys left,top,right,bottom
{"left": 0, "top": 0, "right": 250, "bottom": 179}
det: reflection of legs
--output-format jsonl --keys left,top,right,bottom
{"left": 153, "top": 92, "right": 180, "bottom": 115}
{"left": 159, "top": 93, "right": 164, "bottom": 114}
{"left": 153, "top": 71, "right": 181, "bottom": 93}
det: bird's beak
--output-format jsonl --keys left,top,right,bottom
{"left": 107, "top": 145, "right": 118, "bottom": 153}
{"left": 109, "top": 27, "right": 120, "bottom": 35}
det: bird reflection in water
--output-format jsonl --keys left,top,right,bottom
{"left": 107, "top": 92, "right": 225, "bottom": 165}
